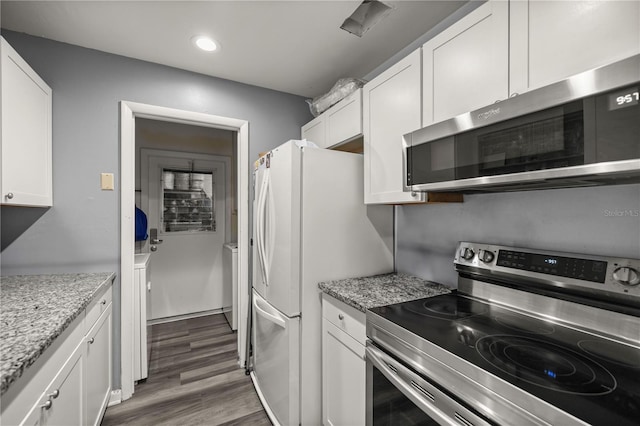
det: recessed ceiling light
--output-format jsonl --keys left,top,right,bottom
{"left": 192, "top": 36, "right": 218, "bottom": 52}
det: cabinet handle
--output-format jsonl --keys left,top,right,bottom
{"left": 88, "top": 337, "right": 95, "bottom": 344}
{"left": 101, "top": 299, "right": 107, "bottom": 305}
{"left": 40, "top": 400, "right": 52, "bottom": 410}
{"left": 47, "top": 389, "right": 60, "bottom": 399}
{"left": 338, "top": 314, "right": 344, "bottom": 320}
{"left": 510, "top": 92, "right": 519, "bottom": 98}
{"left": 5, "top": 193, "right": 14, "bottom": 200}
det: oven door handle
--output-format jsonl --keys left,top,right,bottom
{"left": 366, "top": 344, "right": 491, "bottom": 426}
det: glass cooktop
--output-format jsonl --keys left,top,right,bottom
{"left": 369, "top": 292, "right": 640, "bottom": 426}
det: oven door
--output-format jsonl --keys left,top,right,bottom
{"left": 366, "top": 342, "right": 492, "bottom": 426}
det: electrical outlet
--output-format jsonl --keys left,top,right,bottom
{"left": 101, "top": 173, "right": 114, "bottom": 190}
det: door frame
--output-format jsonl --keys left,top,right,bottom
{"left": 120, "top": 101, "right": 249, "bottom": 401}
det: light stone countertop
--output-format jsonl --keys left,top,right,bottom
{"left": 318, "top": 272, "right": 451, "bottom": 313}
{"left": 1, "top": 272, "right": 115, "bottom": 396}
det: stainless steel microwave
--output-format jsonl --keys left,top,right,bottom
{"left": 403, "top": 55, "right": 640, "bottom": 193}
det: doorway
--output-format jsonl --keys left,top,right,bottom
{"left": 120, "top": 101, "right": 250, "bottom": 402}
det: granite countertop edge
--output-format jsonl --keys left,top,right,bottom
{"left": 1, "top": 272, "right": 116, "bottom": 396}
{"left": 318, "top": 272, "right": 452, "bottom": 313}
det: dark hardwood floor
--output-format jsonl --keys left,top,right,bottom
{"left": 102, "top": 314, "right": 270, "bottom": 426}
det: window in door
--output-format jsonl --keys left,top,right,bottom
{"left": 161, "top": 168, "right": 216, "bottom": 233}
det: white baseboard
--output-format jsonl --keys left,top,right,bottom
{"left": 148, "top": 308, "right": 225, "bottom": 326}
{"left": 108, "top": 389, "right": 122, "bottom": 407}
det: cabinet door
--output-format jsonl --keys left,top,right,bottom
{"left": 0, "top": 37, "right": 52, "bottom": 206}
{"left": 40, "top": 342, "right": 84, "bottom": 426}
{"left": 301, "top": 115, "right": 326, "bottom": 148}
{"left": 322, "top": 319, "right": 366, "bottom": 426}
{"left": 85, "top": 305, "right": 112, "bottom": 426}
{"left": 325, "top": 89, "right": 362, "bottom": 148}
{"left": 510, "top": 0, "right": 640, "bottom": 95}
{"left": 363, "top": 48, "right": 424, "bottom": 204}
{"left": 422, "top": 0, "right": 509, "bottom": 125}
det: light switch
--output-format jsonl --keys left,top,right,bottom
{"left": 101, "top": 173, "right": 114, "bottom": 190}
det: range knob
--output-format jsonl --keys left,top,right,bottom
{"left": 613, "top": 267, "right": 640, "bottom": 286}
{"left": 460, "top": 247, "right": 475, "bottom": 260}
{"left": 478, "top": 249, "right": 495, "bottom": 263}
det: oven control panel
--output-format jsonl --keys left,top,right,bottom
{"left": 454, "top": 242, "right": 640, "bottom": 303}
{"left": 495, "top": 250, "right": 608, "bottom": 283}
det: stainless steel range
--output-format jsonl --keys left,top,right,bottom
{"left": 366, "top": 242, "right": 640, "bottom": 425}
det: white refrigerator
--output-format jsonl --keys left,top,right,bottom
{"left": 250, "top": 140, "right": 393, "bottom": 426}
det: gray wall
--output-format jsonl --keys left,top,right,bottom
{"left": 397, "top": 184, "right": 640, "bottom": 287}
{"left": 0, "top": 30, "right": 311, "bottom": 388}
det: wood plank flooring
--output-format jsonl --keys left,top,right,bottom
{"left": 102, "top": 314, "right": 271, "bottom": 426}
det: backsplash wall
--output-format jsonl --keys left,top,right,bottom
{"left": 396, "top": 183, "right": 640, "bottom": 287}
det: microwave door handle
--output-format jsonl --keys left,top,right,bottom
{"left": 367, "top": 345, "right": 489, "bottom": 426}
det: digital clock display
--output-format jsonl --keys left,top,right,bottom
{"left": 532, "top": 256, "right": 559, "bottom": 268}
{"left": 608, "top": 86, "right": 639, "bottom": 111}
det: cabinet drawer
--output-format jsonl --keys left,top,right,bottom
{"left": 85, "top": 286, "right": 112, "bottom": 332}
{"left": 322, "top": 293, "right": 366, "bottom": 345}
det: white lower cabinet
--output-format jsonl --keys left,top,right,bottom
{"left": 322, "top": 294, "right": 366, "bottom": 426}
{"left": 1, "top": 284, "right": 113, "bottom": 426}
{"left": 85, "top": 306, "right": 112, "bottom": 426}
{"left": 21, "top": 342, "right": 84, "bottom": 426}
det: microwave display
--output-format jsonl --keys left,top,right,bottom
{"left": 608, "top": 86, "right": 639, "bottom": 111}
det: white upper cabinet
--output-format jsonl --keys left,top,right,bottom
{"left": 422, "top": 0, "right": 640, "bottom": 127}
{"left": 422, "top": 0, "right": 509, "bottom": 126}
{"left": 325, "top": 89, "right": 362, "bottom": 147}
{"left": 301, "top": 114, "right": 326, "bottom": 148}
{"left": 510, "top": 0, "right": 640, "bottom": 95}
{"left": 301, "top": 89, "right": 362, "bottom": 149}
{"left": 1, "top": 36, "right": 53, "bottom": 207}
{"left": 363, "top": 48, "right": 424, "bottom": 205}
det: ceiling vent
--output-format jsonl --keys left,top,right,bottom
{"left": 340, "top": 0, "right": 395, "bottom": 37}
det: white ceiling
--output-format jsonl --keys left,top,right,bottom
{"left": 1, "top": 0, "right": 468, "bottom": 98}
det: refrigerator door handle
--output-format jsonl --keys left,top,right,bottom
{"left": 265, "top": 171, "right": 276, "bottom": 280}
{"left": 256, "top": 169, "right": 269, "bottom": 286}
{"left": 254, "top": 293, "right": 286, "bottom": 329}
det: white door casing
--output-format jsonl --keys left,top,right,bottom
{"left": 120, "top": 101, "right": 249, "bottom": 402}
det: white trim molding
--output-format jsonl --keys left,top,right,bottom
{"left": 119, "top": 101, "right": 250, "bottom": 401}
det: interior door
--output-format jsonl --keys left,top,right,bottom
{"left": 145, "top": 153, "right": 227, "bottom": 320}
